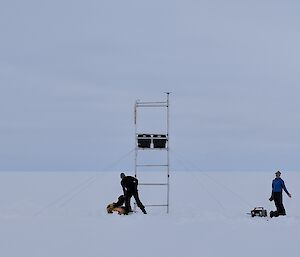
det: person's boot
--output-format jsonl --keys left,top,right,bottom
{"left": 125, "top": 206, "right": 133, "bottom": 213}
{"left": 270, "top": 211, "right": 274, "bottom": 218}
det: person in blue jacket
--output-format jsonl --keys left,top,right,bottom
{"left": 269, "top": 171, "right": 292, "bottom": 218}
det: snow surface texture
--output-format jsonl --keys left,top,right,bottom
{"left": 0, "top": 171, "right": 298, "bottom": 257}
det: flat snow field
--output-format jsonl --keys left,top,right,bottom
{"left": 0, "top": 171, "right": 298, "bottom": 257}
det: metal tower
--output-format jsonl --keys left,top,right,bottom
{"left": 134, "top": 93, "right": 170, "bottom": 213}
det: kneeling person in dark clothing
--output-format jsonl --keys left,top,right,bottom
{"left": 269, "top": 171, "right": 292, "bottom": 218}
{"left": 120, "top": 172, "right": 147, "bottom": 214}
{"left": 106, "top": 195, "right": 128, "bottom": 215}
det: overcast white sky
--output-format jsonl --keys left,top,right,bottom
{"left": 1, "top": 0, "right": 300, "bottom": 171}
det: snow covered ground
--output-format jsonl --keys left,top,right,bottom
{"left": 0, "top": 171, "right": 298, "bottom": 257}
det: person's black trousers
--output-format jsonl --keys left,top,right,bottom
{"left": 124, "top": 190, "right": 145, "bottom": 212}
{"left": 273, "top": 192, "right": 286, "bottom": 216}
